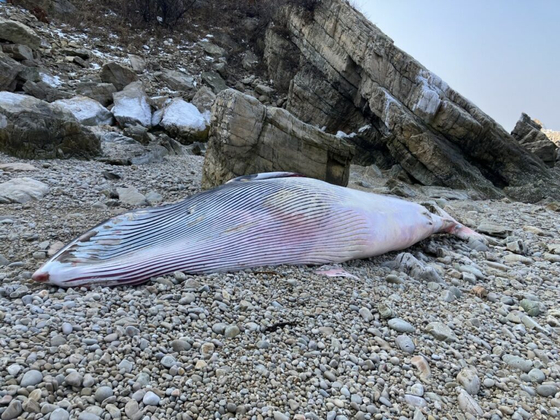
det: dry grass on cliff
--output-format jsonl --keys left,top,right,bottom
{"left": 46, "top": 0, "right": 318, "bottom": 43}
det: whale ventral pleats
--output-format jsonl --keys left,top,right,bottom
{"left": 79, "top": 230, "right": 98, "bottom": 242}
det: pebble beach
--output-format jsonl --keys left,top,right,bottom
{"left": 1, "top": 153, "right": 559, "bottom": 420}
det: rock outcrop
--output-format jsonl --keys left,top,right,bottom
{"left": 202, "top": 89, "right": 354, "bottom": 189}
{"left": 511, "top": 113, "right": 557, "bottom": 167}
{"left": 264, "top": 0, "right": 560, "bottom": 202}
{"left": 0, "top": 92, "right": 100, "bottom": 159}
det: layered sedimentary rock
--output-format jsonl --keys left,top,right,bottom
{"left": 264, "top": 0, "right": 560, "bottom": 202}
{"left": 202, "top": 89, "right": 354, "bottom": 189}
{"left": 511, "top": 113, "right": 557, "bottom": 167}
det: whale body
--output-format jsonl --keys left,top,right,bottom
{"left": 32, "top": 172, "right": 481, "bottom": 287}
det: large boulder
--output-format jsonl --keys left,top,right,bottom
{"left": 0, "top": 92, "right": 100, "bottom": 159}
{"left": 154, "top": 98, "right": 209, "bottom": 144}
{"left": 264, "top": 0, "right": 560, "bottom": 202}
{"left": 100, "top": 62, "right": 138, "bottom": 91}
{"left": 511, "top": 113, "right": 557, "bottom": 166}
{"left": 112, "top": 82, "right": 152, "bottom": 128}
{"left": 52, "top": 96, "right": 113, "bottom": 126}
{"left": 0, "top": 18, "right": 42, "bottom": 49}
{"left": 202, "top": 89, "right": 354, "bottom": 189}
{"left": 0, "top": 178, "right": 49, "bottom": 204}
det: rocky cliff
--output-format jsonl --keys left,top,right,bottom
{"left": 202, "top": 89, "right": 354, "bottom": 189}
{"left": 511, "top": 113, "right": 558, "bottom": 167}
{"left": 264, "top": 0, "right": 560, "bottom": 202}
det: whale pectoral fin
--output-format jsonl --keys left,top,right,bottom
{"left": 226, "top": 172, "right": 305, "bottom": 183}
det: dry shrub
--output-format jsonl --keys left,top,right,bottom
{"left": 14, "top": 0, "right": 321, "bottom": 55}
{"left": 67, "top": 0, "right": 320, "bottom": 34}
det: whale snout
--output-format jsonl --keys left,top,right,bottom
{"left": 32, "top": 270, "right": 50, "bottom": 283}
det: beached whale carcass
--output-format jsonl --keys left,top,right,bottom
{"left": 32, "top": 172, "right": 482, "bottom": 287}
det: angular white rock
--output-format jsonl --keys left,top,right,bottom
{"left": 0, "top": 178, "right": 49, "bottom": 204}
{"left": 457, "top": 388, "right": 483, "bottom": 416}
{"left": 52, "top": 96, "right": 113, "bottom": 126}
{"left": 158, "top": 98, "right": 209, "bottom": 134}
{"left": 112, "top": 82, "right": 152, "bottom": 127}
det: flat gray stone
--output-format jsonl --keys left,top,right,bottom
{"left": 388, "top": 318, "right": 415, "bottom": 333}
{"left": 171, "top": 339, "right": 191, "bottom": 352}
{"left": 224, "top": 325, "right": 241, "bottom": 338}
{"left": 20, "top": 369, "right": 43, "bottom": 387}
{"left": 158, "top": 69, "right": 195, "bottom": 91}
{"left": 117, "top": 187, "right": 147, "bottom": 206}
{"left": 94, "top": 385, "right": 113, "bottom": 402}
{"left": 457, "top": 388, "right": 483, "bottom": 416}
{"left": 142, "top": 391, "right": 160, "bottom": 406}
{"left": 1, "top": 400, "right": 22, "bottom": 420}
{"left": 50, "top": 408, "right": 70, "bottom": 420}
{"left": 503, "top": 354, "right": 533, "bottom": 372}
{"left": 457, "top": 367, "right": 481, "bottom": 395}
{"left": 536, "top": 383, "right": 558, "bottom": 397}
{"left": 0, "top": 178, "right": 49, "bottom": 204}
{"left": 160, "top": 355, "right": 176, "bottom": 368}
{"left": 65, "top": 371, "right": 82, "bottom": 387}
{"left": 426, "top": 322, "right": 457, "bottom": 342}
{"left": 395, "top": 335, "right": 415, "bottom": 354}
{"left": 201, "top": 71, "right": 227, "bottom": 93}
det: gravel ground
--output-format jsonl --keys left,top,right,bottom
{"left": 1, "top": 152, "right": 559, "bottom": 420}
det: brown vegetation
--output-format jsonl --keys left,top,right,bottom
{"left": 47, "top": 0, "right": 319, "bottom": 35}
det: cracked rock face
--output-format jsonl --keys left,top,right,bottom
{"left": 201, "top": 89, "right": 354, "bottom": 189}
{"left": 265, "top": 0, "right": 560, "bottom": 202}
{"left": 511, "top": 113, "right": 558, "bottom": 167}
